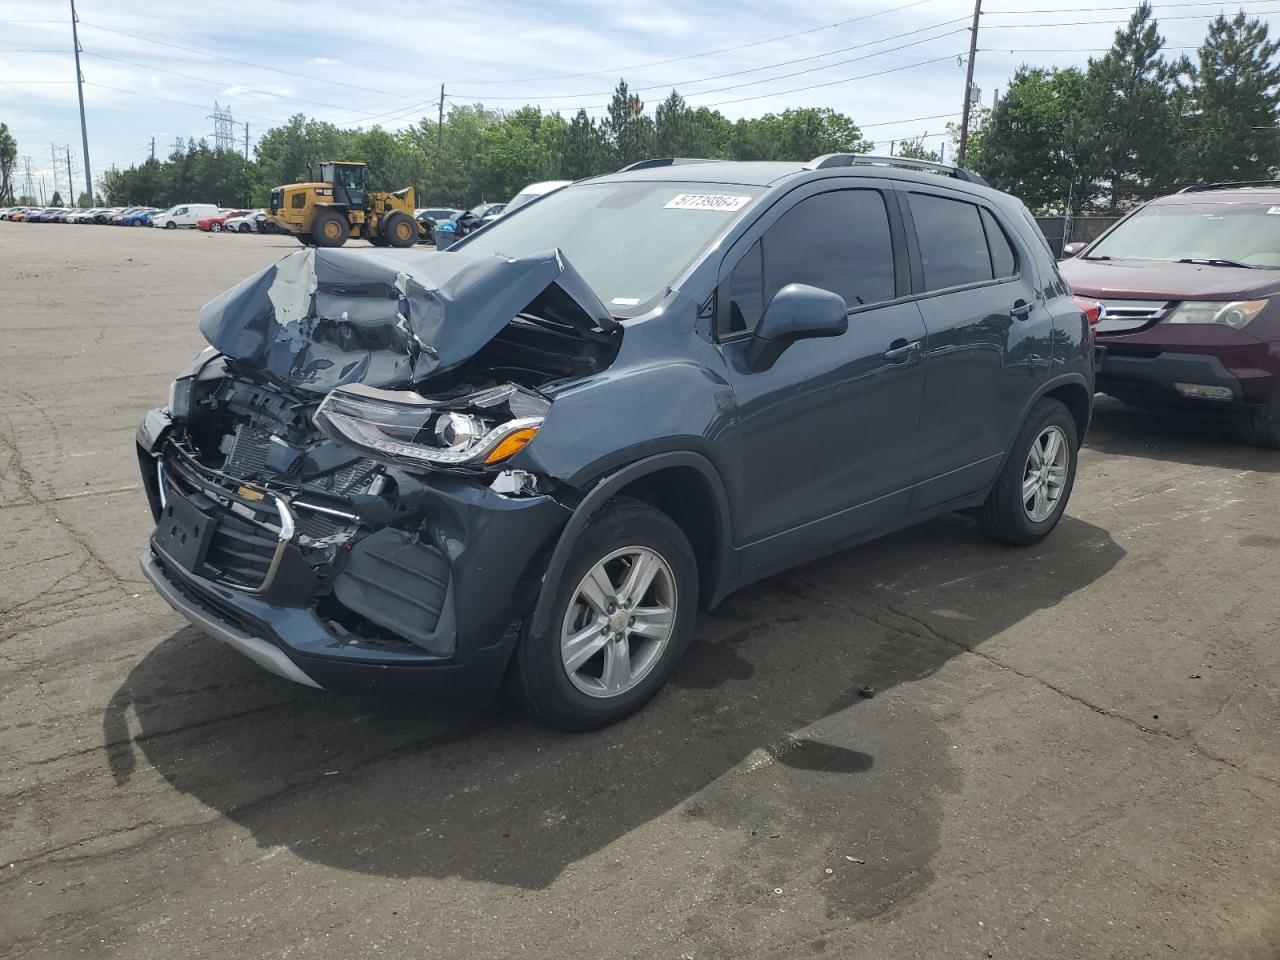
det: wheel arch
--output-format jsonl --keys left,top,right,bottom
{"left": 528, "top": 451, "right": 733, "bottom": 641}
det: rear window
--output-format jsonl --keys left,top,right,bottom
{"left": 908, "top": 193, "right": 993, "bottom": 290}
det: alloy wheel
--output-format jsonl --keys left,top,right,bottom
{"left": 1023, "top": 425, "right": 1069, "bottom": 522}
{"left": 560, "top": 546, "right": 677, "bottom": 699}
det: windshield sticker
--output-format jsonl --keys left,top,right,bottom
{"left": 1268, "top": 206, "right": 1280, "bottom": 215}
{"left": 611, "top": 297, "right": 641, "bottom": 306}
{"left": 664, "top": 193, "right": 752, "bottom": 212}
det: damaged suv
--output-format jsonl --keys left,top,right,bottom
{"left": 138, "top": 155, "right": 1093, "bottom": 729}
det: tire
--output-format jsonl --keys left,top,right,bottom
{"left": 383, "top": 211, "right": 417, "bottom": 248}
{"left": 511, "top": 499, "right": 699, "bottom": 731}
{"left": 163, "top": 221, "right": 176, "bottom": 229}
{"left": 296, "top": 232, "right": 314, "bottom": 246}
{"left": 1240, "top": 392, "right": 1280, "bottom": 448}
{"left": 311, "top": 209, "right": 350, "bottom": 247}
{"left": 238, "top": 223, "right": 251, "bottom": 233}
{"left": 976, "top": 397, "right": 1078, "bottom": 546}
{"left": 211, "top": 222, "right": 222, "bottom": 233}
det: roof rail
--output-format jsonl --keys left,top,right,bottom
{"left": 804, "top": 153, "right": 989, "bottom": 185}
{"left": 1179, "top": 179, "right": 1280, "bottom": 193}
{"left": 616, "top": 157, "right": 719, "bottom": 173}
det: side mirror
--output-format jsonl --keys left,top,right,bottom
{"left": 746, "top": 284, "right": 848, "bottom": 371}
{"left": 1061, "top": 241, "right": 1087, "bottom": 258}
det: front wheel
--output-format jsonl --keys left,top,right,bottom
{"left": 382, "top": 211, "right": 418, "bottom": 248}
{"left": 163, "top": 221, "right": 176, "bottom": 229}
{"left": 238, "top": 223, "right": 251, "bottom": 233}
{"left": 511, "top": 499, "right": 698, "bottom": 731}
{"left": 1240, "top": 392, "right": 1280, "bottom": 448}
{"left": 976, "top": 397, "right": 1078, "bottom": 546}
{"left": 211, "top": 222, "right": 222, "bottom": 233}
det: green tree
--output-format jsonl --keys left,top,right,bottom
{"left": 1182, "top": 11, "right": 1280, "bottom": 182}
{"left": 967, "top": 67, "right": 1094, "bottom": 212}
{"left": 1082, "top": 2, "right": 1185, "bottom": 210}
{"left": 606, "top": 80, "right": 653, "bottom": 166}
{"left": 76, "top": 191, "right": 90, "bottom": 207}
{"left": 50, "top": 190, "right": 62, "bottom": 206}
{"left": 561, "top": 109, "right": 612, "bottom": 180}
{"left": 895, "top": 135, "right": 941, "bottom": 162}
{"left": 733, "top": 108, "right": 870, "bottom": 161}
{"left": 0, "top": 122, "right": 16, "bottom": 204}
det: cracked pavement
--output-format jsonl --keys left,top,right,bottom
{"left": 1, "top": 224, "right": 1278, "bottom": 959}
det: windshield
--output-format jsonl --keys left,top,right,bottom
{"left": 1088, "top": 202, "right": 1280, "bottom": 268}
{"left": 461, "top": 180, "right": 763, "bottom": 312}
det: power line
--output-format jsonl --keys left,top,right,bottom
{"left": 449, "top": 17, "right": 972, "bottom": 101}
{"left": 82, "top": 81, "right": 287, "bottom": 125}
{"left": 982, "top": 8, "right": 1280, "bottom": 28}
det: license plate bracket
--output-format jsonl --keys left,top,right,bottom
{"left": 153, "top": 493, "right": 216, "bottom": 574}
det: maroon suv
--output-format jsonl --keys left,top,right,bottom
{"left": 1060, "top": 182, "right": 1280, "bottom": 447}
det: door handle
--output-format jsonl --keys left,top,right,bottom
{"left": 883, "top": 339, "right": 922, "bottom": 363}
{"left": 1011, "top": 299, "right": 1033, "bottom": 320}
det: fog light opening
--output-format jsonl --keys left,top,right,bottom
{"left": 1174, "top": 382, "right": 1233, "bottom": 401}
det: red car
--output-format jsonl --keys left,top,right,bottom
{"left": 1061, "top": 182, "right": 1280, "bottom": 447}
{"left": 197, "top": 210, "right": 251, "bottom": 233}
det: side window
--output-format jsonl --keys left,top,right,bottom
{"left": 765, "top": 190, "right": 895, "bottom": 310}
{"left": 174, "top": 207, "right": 188, "bottom": 216}
{"left": 726, "top": 240, "right": 764, "bottom": 334}
{"left": 291, "top": 193, "right": 306, "bottom": 209}
{"left": 908, "top": 193, "right": 993, "bottom": 290}
{"left": 981, "top": 208, "right": 1017, "bottom": 278}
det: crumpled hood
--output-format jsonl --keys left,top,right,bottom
{"left": 198, "top": 246, "right": 615, "bottom": 395}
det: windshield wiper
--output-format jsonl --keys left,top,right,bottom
{"left": 1177, "top": 257, "right": 1256, "bottom": 269}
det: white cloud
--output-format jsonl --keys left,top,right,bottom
{"left": 309, "top": 57, "right": 341, "bottom": 65}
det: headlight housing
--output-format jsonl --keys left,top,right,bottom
{"left": 1162, "top": 299, "right": 1267, "bottom": 330}
{"left": 314, "top": 383, "right": 549, "bottom": 470}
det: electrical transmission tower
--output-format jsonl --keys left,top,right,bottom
{"left": 209, "top": 102, "right": 237, "bottom": 152}
{"left": 23, "top": 157, "right": 35, "bottom": 201}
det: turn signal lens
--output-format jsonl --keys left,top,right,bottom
{"left": 484, "top": 427, "right": 539, "bottom": 464}
{"left": 1073, "top": 296, "right": 1103, "bottom": 341}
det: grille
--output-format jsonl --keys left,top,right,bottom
{"left": 308, "top": 459, "right": 377, "bottom": 496}
{"left": 1096, "top": 299, "right": 1171, "bottom": 334}
{"left": 205, "top": 509, "right": 279, "bottom": 588}
{"left": 223, "top": 423, "right": 273, "bottom": 479}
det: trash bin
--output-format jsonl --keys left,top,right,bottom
{"left": 432, "top": 221, "right": 458, "bottom": 250}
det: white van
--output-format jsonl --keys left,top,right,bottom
{"left": 152, "top": 203, "right": 220, "bottom": 229}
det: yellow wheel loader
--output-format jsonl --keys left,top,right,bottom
{"left": 266, "top": 161, "right": 422, "bottom": 248}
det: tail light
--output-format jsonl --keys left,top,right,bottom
{"left": 1073, "top": 296, "right": 1103, "bottom": 341}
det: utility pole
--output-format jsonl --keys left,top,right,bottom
{"left": 150, "top": 137, "right": 155, "bottom": 162}
{"left": 243, "top": 122, "right": 250, "bottom": 160}
{"left": 23, "top": 157, "right": 34, "bottom": 200}
{"left": 70, "top": 0, "right": 93, "bottom": 204}
{"left": 64, "top": 146, "right": 75, "bottom": 205}
{"left": 40, "top": 175, "right": 46, "bottom": 205}
{"left": 437, "top": 83, "right": 445, "bottom": 152}
{"left": 50, "top": 144, "right": 60, "bottom": 202}
{"left": 956, "top": 0, "right": 982, "bottom": 167}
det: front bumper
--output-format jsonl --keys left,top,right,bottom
{"left": 1096, "top": 346, "right": 1275, "bottom": 407}
{"left": 137, "top": 412, "right": 571, "bottom": 697}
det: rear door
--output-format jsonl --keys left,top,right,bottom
{"left": 717, "top": 182, "right": 928, "bottom": 576}
{"left": 900, "top": 189, "right": 1050, "bottom": 510}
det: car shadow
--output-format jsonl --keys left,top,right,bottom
{"left": 103, "top": 514, "right": 1121, "bottom": 917}
{"left": 1086, "top": 395, "right": 1280, "bottom": 472}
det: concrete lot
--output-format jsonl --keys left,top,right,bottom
{"left": 1, "top": 222, "right": 1278, "bottom": 960}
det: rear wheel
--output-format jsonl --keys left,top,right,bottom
{"left": 311, "top": 209, "right": 350, "bottom": 247}
{"left": 977, "top": 397, "right": 1078, "bottom": 546}
{"left": 1240, "top": 392, "right": 1280, "bottom": 448}
{"left": 511, "top": 499, "right": 698, "bottom": 731}
{"left": 295, "top": 232, "right": 314, "bottom": 246}
{"left": 237, "top": 223, "right": 251, "bottom": 233}
{"left": 383, "top": 211, "right": 417, "bottom": 248}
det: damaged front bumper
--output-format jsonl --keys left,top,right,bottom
{"left": 137, "top": 409, "right": 570, "bottom": 697}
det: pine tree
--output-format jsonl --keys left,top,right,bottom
{"left": 606, "top": 80, "right": 653, "bottom": 167}
{"left": 1082, "top": 2, "right": 1183, "bottom": 210}
{"left": 1183, "top": 12, "right": 1280, "bottom": 182}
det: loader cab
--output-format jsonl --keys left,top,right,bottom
{"left": 323, "top": 161, "right": 366, "bottom": 209}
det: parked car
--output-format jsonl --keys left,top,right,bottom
{"left": 27, "top": 208, "right": 70, "bottom": 223}
{"left": 1061, "top": 180, "right": 1280, "bottom": 447}
{"left": 414, "top": 207, "right": 463, "bottom": 243}
{"left": 504, "top": 180, "right": 571, "bottom": 214}
{"left": 197, "top": 210, "right": 252, "bottom": 232}
{"left": 153, "top": 203, "right": 220, "bottom": 229}
{"left": 137, "top": 154, "right": 1092, "bottom": 729}
{"left": 111, "top": 206, "right": 146, "bottom": 225}
{"left": 222, "top": 210, "right": 262, "bottom": 233}
{"left": 122, "top": 208, "right": 160, "bottom": 227}
{"left": 451, "top": 201, "right": 506, "bottom": 237}
{"left": 95, "top": 207, "right": 124, "bottom": 224}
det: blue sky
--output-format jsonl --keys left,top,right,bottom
{"left": 0, "top": 0, "right": 1271, "bottom": 201}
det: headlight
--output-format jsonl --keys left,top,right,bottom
{"left": 314, "top": 383, "right": 549, "bottom": 469}
{"left": 1163, "top": 299, "right": 1267, "bottom": 330}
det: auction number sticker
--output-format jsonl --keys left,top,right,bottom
{"left": 664, "top": 193, "right": 752, "bottom": 212}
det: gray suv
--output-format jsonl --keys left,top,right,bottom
{"left": 137, "top": 154, "right": 1093, "bottom": 729}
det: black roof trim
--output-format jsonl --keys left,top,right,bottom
{"left": 615, "top": 158, "right": 720, "bottom": 172}
{"left": 1179, "top": 180, "right": 1280, "bottom": 193}
{"left": 804, "top": 153, "right": 989, "bottom": 186}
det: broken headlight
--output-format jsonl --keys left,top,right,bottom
{"left": 314, "top": 383, "right": 549, "bottom": 469}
